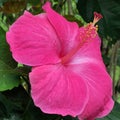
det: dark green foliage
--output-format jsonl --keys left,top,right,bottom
{"left": 0, "top": 27, "right": 17, "bottom": 68}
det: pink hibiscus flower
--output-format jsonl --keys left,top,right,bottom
{"left": 6, "top": 2, "right": 114, "bottom": 120}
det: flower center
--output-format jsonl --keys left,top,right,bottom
{"left": 61, "top": 12, "right": 103, "bottom": 65}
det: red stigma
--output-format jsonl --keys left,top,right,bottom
{"left": 94, "top": 12, "right": 103, "bottom": 20}
{"left": 92, "top": 12, "right": 103, "bottom": 26}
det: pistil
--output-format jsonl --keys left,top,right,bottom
{"left": 92, "top": 12, "right": 103, "bottom": 26}
{"left": 61, "top": 12, "right": 103, "bottom": 65}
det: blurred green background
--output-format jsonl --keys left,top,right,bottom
{"left": 0, "top": 0, "right": 120, "bottom": 120}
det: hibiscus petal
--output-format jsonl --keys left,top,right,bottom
{"left": 68, "top": 63, "right": 114, "bottom": 119}
{"left": 29, "top": 64, "right": 88, "bottom": 116}
{"left": 42, "top": 2, "right": 79, "bottom": 56}
{"left": 6, "top": 11, "right": 61, "bottom": 66}
{"left": 97, "top": 98, "right": 114, "bottom": 118}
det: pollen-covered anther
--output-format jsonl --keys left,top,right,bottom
{"left": 92, "top": 12, "right": 103, "bottom": 26}
{"left": 85, "top": 24, "right": 97, "bottom": 39}
{"left": 95, "top": 25, "right": 98, "bottom": 31}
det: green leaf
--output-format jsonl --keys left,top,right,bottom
{"left": 28, "top": 0, "right": 40, "bottom": 6}
{"left": 0, "top": 71, "right": 20, "bottom": 91}
{"left": 0, "top": 27, "right": 19, "bottom": 91}
{"left": 77, "top": 0, "right": 120, "bottom": 41}
{"left": 64, "top": 15, "right": 86, "bottom": 26}
{"left": 0, "top": 0, "right": 8, "bottom": 7}
{"left": 0, "top": 27, "right": 17, "bottom": 68}
{"left": 0, "top": 60, "right": 20, "bottom": 91}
